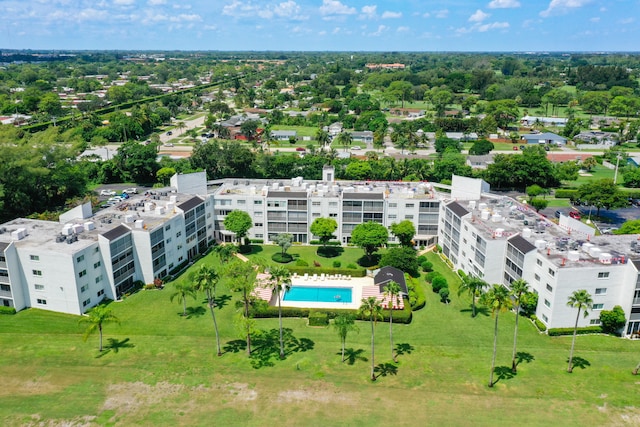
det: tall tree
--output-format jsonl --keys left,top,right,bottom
{"left": 79, "top": 305, "right": 120, "bottom": 352}
{"left": 457, "top": 276, "right": 489, "bottom": 318}
{"left": 269, "top": 265, "right": 292, "bottom": 359}
{"left": 482, "top": 284, "right": 512, "bottom": 387}
{"left": 192, "top": 265, "right": 223, "bottom": 356}
{"left": 383, "top": 281, "right": 402, "bottom": 362}
{"left": 214, "top": 244, "right": 238, "bottom": 264}
{"left": 170, "top": 280, "right": 197, "bottom": 317}
{"left": 336, "top": 131, "right": 353, "bottom": 152}
{"left": 223, "top": 210, "right": 253, "bottom": 245}
{"left": 274, "top": 233, "right": 293, "bottom": 258}
{"left": 333, "top": 313, "right": 358, "bottom": 363}
{"left": 351, "top": 221, "right": 389, "bottom": 263}
{"left": 509, "top": 279, "right": 530, "bottom": 373}
{"left": 566, "top": 290, "right": 593, "bottom": 373}
{"left": 226, "top": 260, "right": 257, "bottom": 356}
{"left": 310, "top": 217, "right": 338, "bottom": 249}
{"left": 359, "top": 296, "right": 384, "bottom": 381}
{"left": 390, "top": 220, "right": 416, "bottom": 247}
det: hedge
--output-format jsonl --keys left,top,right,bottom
{"left": 548, "top": 326, "right": 602, "bottom": 336}
{"left": 0, "top": 306, "right": 16, "bottom": 315}
{"left": 284, "top": 266, "right": 367, "bottom": 277}
{"left": 531, "top": 315, "right": 547, "bottom": 332}
{"left": 250, "top": 301, "right": 413, "bottom": 324}
{"left": 308, "top": 311, "right": 329, "bottom": 326}
{"left": 309, "top": 240, "right": 341, "bottom": 246}
{"left": 407, "top": 277, "right": 426, "bottom": 311}
{"left": 554, "top": 189, "right": 578, "bottom": 199}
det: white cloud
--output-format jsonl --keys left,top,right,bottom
{"left": 469, "top": 10, "right": 490, "bottom": 22}
{"left": 222, "top": 1, "right": 306, "bottom": 20}
{"left": 319, "top": 0, "right": 356, "bottom": 16}
{"left": 77, "top": 8, "right": 109, "bottom": 21}
{"left": 113, "top": 0, "right": 135, "bottom": 5}
{"left": 381, "top": 11, "right": 402, "bottom": 19}
{"left": 477, "top": 21, "right": 509, "bottom": 31}
{"left": 589, "top": 17, "right": 600, "bottom": 22}
{"left": 488, "top": 0, "right": 520, "bottom": 8}
{"left": 422, "top": 12, "right": 430, "bottom": 18}
{"left": 397, "top": 26, "right": 409, "bottom": 32}
{"left": 274, "top": 1, "right": 302, "bottom": 18}
{"left": 434, "top": 9, "right": 449, "bottom": 19}
{"left": 361, "top": 5, "right": 377, "bottom": 19}
{"left": 540, "top": 0, "right": 592, "bottom": 18}
{"left": 620, "top": 17, "right": 635, "bottom": 24}
{"left": 147, "top": 0, "right": 165, "bottom": 5}
{"left": 173, "top": 4, "right": 192, "bottom": 10}
{"left": 368, "top": 24, "right": 388, "bottom": 36}
{"left": 318, "top": 30, "right": 327, "bottom": 35}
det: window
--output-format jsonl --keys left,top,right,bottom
{"left": 548, "top": 268, "right": 555, "bottom": 277}
{"left": 81, "top": 284, "right": 88, "bottom": 292}
{"left": 546, "top": 284, "right": 553, "bottom": 292}
{"left": 542, "top": 314, "right": 548, "bottom": 323}
{"left": 595, "top": 288, "right": 607, "bottom": 295}
{"left": 97, "top": 289, "right": 105, "bottom": 297}
{"left": 534, "top": 274, "right": 540, "bottom": 281}
{"left": 35, "top": 284, "right": 44, "bottom": 291}
{"left": 598, "top": 272, "right": 610, "bottom": 279}
{"left": 79, "top": 270, "right": 87, "bottom": 278}
{"left": 37, "top": 298, "right": 47, "bottom": 305}
{"left": 544, "top": 299, "right": 551, "bottom": 308}
{"left": 95, "top": 276, "right": 103, "bottom": 283}
{"left": 94, "top": 261, "right": 101, "bottom": 269}
{"left": 329, "top": 202, "right": 338, "bottom": 207}
{"left": 166, "top": 238, "right": 172, "bottom": 244}
{"left": 388, "top": 214, "right": 397, "bottom": 220}
{"left": 536, "top": 259, "right": 542, "bottom": 267}
{"left": 237, "top": 200, "right": 246, "bottom": 205}
{"left": 254, "top": 200, "right": 263, "bottom": 205}
{"left": 312, "top": 201, "right": 321, "bottom": 206}
{"left": 254, "top": 223, "right": 263, "bottom": 227}
{"left": 95, "top": 247, "right": 99, "bottom": 253}
{"left": 329, "top": 213, "right": 337, "bottom": 218}
{"left": 405, "top": 203, "right": 414, "bottom": 208}
{"left": 82, "top": 298, "right": 91, "bottom": 307}
{"left": 177, "top": 245, "right": 183, "bottom": 250}
{"left": 32, "top": 270, "right": 42, "bottom": 276}
{"left": 176, "top": 231, "right": 182, "bottom": 238}
{"left": 592, "top": 303, "right": 604, "bottom": 310}
{"left": 0, "top": 255, "right": 5, "bottom": 262}
{"left": 590, "top": 319, "right": 601, "bottom": 325}
{"left": 77, "top": 255, "right": 84, "bottom": 263}
{"left": 255, "top": 233, "right": 263, "bottom": 238}
{"left": 388, "top": 203, "right": 397, "bottom": 208}
{"left": 405, "top": 215, "right": 414, "bottom": 220}
{"left": 30, "top": 255, "right": 40, "bottom": 261}
{"left": 165, "top": 224, "right": 171, "bottom": 231}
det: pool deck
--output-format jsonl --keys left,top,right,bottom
{"left": 279, "top": 276, "right": 373, "bottom": 310}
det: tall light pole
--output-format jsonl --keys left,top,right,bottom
{"left": 614, "top": 154, "right": 622, "bottom": 184}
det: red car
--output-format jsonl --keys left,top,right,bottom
{"left": 295, "top": 147, "right": 306, "bottom": 152}
{"left": 569, "top": 211, "right": 581, "bottom": 220}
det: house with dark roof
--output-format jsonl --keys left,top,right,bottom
{"left": 374, "top": 266, "right": 408, "bottom": 295}
{"left": 521, "top": 132, "right": 567, "bottom": 146}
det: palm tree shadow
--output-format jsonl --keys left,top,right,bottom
{"left": 185, "top": 306, "right": 206, "bottom": 319}
{"left": 223, "top": 339, "right": 247, "bottom": 354}
{"left": 340, "top": 348, "right": 368, "bottom": 365}
{"left": 515, "top": 351, "right": 535, "bottom": 367}
{"left": 394, "top": 343, "right": 414, "bottom": 359}
{"left": 96, "top": 338, "right": 134, "bottom": 358}
{"left": 568, "top": 356, "right": 591, "bottom": 370}
{"left": 374, "top": 362, "right": 398, "bottom": 379}
{"left": 460, "top": 306, "right": 489, "bottom": 317}
{"left": 213, "top": 294, "right": 232, "bottom": 310}
{"left": 249, "top": 328, "right": 316, "bottom": 369}
{"left": 491, "top": 366, "right": 517, "bottom": 386}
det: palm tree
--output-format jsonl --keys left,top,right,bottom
{"left": 383, "top": 281, "right": 402, "bottom": 362}
{"left": 481, "top": 284, "right": 511, "bottom": 387}
{"left": 336, "top": 131, "right": 352, "bottom": 152}
{"left": 170, "top": 280, "right": 197, "bottom": 317}
{"left": 214, "top": 244, "right": 238, "bottom": 264}
{"left": 333, "top": 313, "right": 358, "bottom": 362}
{"left": 509, "top": 279, "right": 530, "bottom": 373}
{"left": 176, "top": 121, "right": 186, "bottom": 135}
{"left": 192, "top": 265, "right": 223, "bottom": 356}
{"left": 458, "top": 276, "right": 489, "bottom": 317}
{"left": 567, "top": 290, "right": 593, "bottom": 373}
{"left": 315, "top": 128, "right": 331, "bottom": 150}
{"left": 79, "top": 305, "right": 120, "bottom": 352}
{"left": 359, "top": 296, "right": 383, "bottom": 381}
{"left": 269, "top": 265, "right": 292, "bottom": 359}
{"left": 226, "top": 260, "right": 257, "bottom": 356}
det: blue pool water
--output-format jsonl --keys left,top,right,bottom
{"left": 284, "top": 286, "right": 353, "bottom": 303}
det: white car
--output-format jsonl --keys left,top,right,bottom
{"left": 351, "top": 146, "right": 361, "bottom": 150}
{"left": 123, "top": 187, "right": 138, "bottom": 194}
{"left": 100, "top": 189, "right": 116, "bottom": 196}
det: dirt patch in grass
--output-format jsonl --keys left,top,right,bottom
{"left": 103, "top": 381, "right": 190, "bottom": 413}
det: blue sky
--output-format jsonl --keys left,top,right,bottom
{"left": 1, "top": 0, "right": 639, "bottom": 51}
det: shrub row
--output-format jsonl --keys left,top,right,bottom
{"left": 531, "top": 315, "right": 547, "bottom": 332}
{"left": 554, "top": 189, "right": 578, "bottom": 199}
{"left": 309, "top": 240, "right": 341, "bottom": 246}
{"left": 0, "top": 306, "right": 16, "bottom": 315}
{"left": 308, "top": 311, "right": 329, "bottom": 326}
{"left": 250, "top": 301, "right": 413, "bottom": 324}
{"left": 548, "top": 326, "right": 602, "bottom": 336}
{"left": 407, "top": 277, "right": 426, "bottom": 311}
{"left": 284, "top": 266, "right": 367, "bottom": 277}
{"left": 250, "top": 239, "right": 264, "bottom": 244}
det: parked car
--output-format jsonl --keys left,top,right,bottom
{"left": 295, "top": 147, "right": 306, "bottom": 152}
{"left": 164, "top": 143, "right": 174, "bottom": 147}
{"left": 166, "top": 131, "right": 173, "bottom": 136}
{"left": 512, "top": 146, "right": 518, "bottom": 151}
{"left": 519, "top": 145, "right": 525, "bottom": 150}
{"left": 569, "top": 211, "right": 581, "bottom": 220}
{"left": 123, "top": 187, "right": 138, "bottom": 194}
{"left": 351, "top": 146, "right": 361, "bottom": 150}
{"left": 100, "top": 189, "right": 116, "bottom": 196}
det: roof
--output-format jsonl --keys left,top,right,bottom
{"left": 102, "top": 224, "right": 131, "bottom": 241}
{"left": 374, "top": 266, "right": 408, "bottom": 294}
{"left": 522, "top": 132, "right": 567, "bottom": 142}
{"left": 267, "top": 191, "right": 308, "bottom": 199}
{"left": 177, "top": 196, "right": 204, "bottom": 212}
{"left": 508, "top": 234, "right": 536, "bottom": 254}
{"left": 447, "top": 201, "right": 469, "bottom": 218}
{"left": 342, "top": 192, "right": 384, "bottom": 200}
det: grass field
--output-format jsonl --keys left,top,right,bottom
{"left": 2, "top": 249, "right": 640, "bottom": 426}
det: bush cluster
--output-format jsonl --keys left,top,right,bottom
{"left": 548, "top": 326, "right": 602, "bottom": 336}
{"left": 554, "top": 189, "right": 577, "bottom": 199}
{"left": 250, "top": 304, "right": 412, "bottom": 324}
{"left": 283, "top": 266, "right": 367, "bottom": 277}
{"left": 531, "top": 315, "right": 547, "bottom": 332}
{"left": 309, "top": 240, "right": 341, "bottom": 246}
{"left": 308, "top": 311, "right": 329, "bottom": 326}
{"left": 295, "top": 259, "right": 309, "bottom": 267}
{"left": 0, "top": 306, "right": 16, "bottom": 315}
{"left": 407, "top": 277, "right": 426, "bottom": 311}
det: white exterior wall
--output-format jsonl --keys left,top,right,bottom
{"left": 3, "top": 243, "right": 27, "bottom": 310}
{"left": 131, "top": 229, "right": 154, "bottom": 285}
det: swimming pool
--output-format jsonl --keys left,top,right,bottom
{"left": 283, "top": 286, "right": 353, "bottom": 303}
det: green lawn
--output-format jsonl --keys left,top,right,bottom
{"left": 244, "top": 244, "right": 369, "bottom": 268}
{"left": 2, "top": 249, "right": 640, "bottom": 426}
{"left": 271, "top": 125, "right": 319, "bottom": 138}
